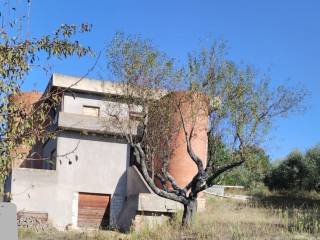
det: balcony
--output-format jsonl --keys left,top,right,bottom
{"left": 58, "top": 112, "right": 139, "bottom": 135}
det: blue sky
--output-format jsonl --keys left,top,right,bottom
{"left": 17, "top": 0, "right": 320, "bottom": 160}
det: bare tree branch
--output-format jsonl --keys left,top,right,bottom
{"left": 177, "top": 102, "right": 205, "bottom": 174}
{"left": 133, "top": 143, "right": 188, "bottom": 204}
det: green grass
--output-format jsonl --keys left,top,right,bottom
{"left": 19, "top": 194, "right": 320, "bottom": 240}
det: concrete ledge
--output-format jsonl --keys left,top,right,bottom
{"left": 121, "top": 193, "right": 183, "bottom": 214}
{"left": 137, "top": 193, "right": 183, "bottom": 213}
{"left": 12, "top": 168, "right": 57, "bottom": 178}
{"left": 58, "top": 112, "right": 138, "bottom": 135}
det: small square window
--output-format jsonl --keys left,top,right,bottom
{"left": 83, "top": 105, "right": 100, "bottom": 117}
{"left": 129, "top": 111, "right": 144, "bottom": 121}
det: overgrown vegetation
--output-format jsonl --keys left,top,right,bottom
{"left": 19, "top": 195, "right": 320, "bottom": 240}
{"left": 211, "top": 137, "right": 271, "bottom": 191}
{"left": 264, "top": 144, "right": 320, "bottom": 192}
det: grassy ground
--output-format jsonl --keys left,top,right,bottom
{"left": 19, "top": 194, "right": 320, "bottom": 240}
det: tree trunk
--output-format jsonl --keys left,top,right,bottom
{"left": 182, "top": 198, "right": 197, "bottom": 227}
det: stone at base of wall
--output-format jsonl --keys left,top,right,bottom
{"left": 17, "top": 211, "right": 54, "bottom": 232}
{"left": 132, "top": 196, "right": 206, "bottom": 231}
{"left": 118, "top": 193, "right": 207, "bottom": 231}
{"left": 117, "top": 193, "right": 183, "bottom": 231}
{"left": 132, "top": 213, "right": 171, "bottom": 232}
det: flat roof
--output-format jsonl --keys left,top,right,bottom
{"left": 49, "top": 73, "right": 124, "bottom": 95}
{"left": 44, "top": 73, "right": 166, "bottom": 98}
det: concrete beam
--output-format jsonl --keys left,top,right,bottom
{"left": 137, "top": 193, "right": 183, "bottom": 213}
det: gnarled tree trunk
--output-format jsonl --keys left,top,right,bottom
{"left": 182, "top": 198, "right": 197, "bottom": 227}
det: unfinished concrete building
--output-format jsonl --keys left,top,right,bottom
{"left": 5, "top": 73, "right": 208, "bottom": 231}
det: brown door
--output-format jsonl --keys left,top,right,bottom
{"left": 78, "top": 192, "right": 110, "bottom": 228}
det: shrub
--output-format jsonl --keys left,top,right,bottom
{"left": 264, "top": 147, "right": 320, "bottom": 191}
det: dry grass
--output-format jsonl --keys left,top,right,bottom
{"left": 19, "top": 195, "right": 320, "bottom": 240}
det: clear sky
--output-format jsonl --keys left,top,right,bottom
{"left": 17, "top": 0, "right": 320, "bottom": 160}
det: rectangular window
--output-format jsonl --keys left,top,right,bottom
{"left": 129, "top": 111, "right": 144, "bottom": 121}
{"left": 83, "top": 105, "right": 100, "bottom": 117}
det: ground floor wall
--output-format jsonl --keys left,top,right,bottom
{"left": 9, "top": 133, "right": 130, "bottom": 230}
{"left": 10, "top": 168, "right": 127, "bottom": 230}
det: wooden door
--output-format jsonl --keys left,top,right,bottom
{"left": 78, "top": 192, "right": 110, "bottom": 228}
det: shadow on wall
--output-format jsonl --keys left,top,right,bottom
{"left": 109, "top": 171, "right": 127, "bottom": 228}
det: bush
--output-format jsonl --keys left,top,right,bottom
{"left": 216, "top": 145, "right": 271, "bottom": 190}
{"left": 265, "top": 146, "right": 320, "bottom": 192}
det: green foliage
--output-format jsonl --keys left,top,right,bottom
{"left": 188, "top": 44, "right": 306, "bottom": 190}
{"left": 210, "top": 136, "right": 271, "bottom": 189}
{"left": 305, "top": 145, "right": 320, "bottom": 190}
{"left": 264, "top": 145, "right": 320, "bottom": 191}
{"left": 106, "top": 32, "right": 179, "bottom": 90}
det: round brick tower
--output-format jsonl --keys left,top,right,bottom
{"left": 152, "top": 91, "right": 208, "bottom": 189}
{"left": 166, "top": 92, "right": 208, "bottom": 188}
{"left": 9, "top": 92, "right": 42, "bottom": 168}
{"left": 167, "top": 92, "right": 208, "bottom": 188}
{"left": 10, "top": 92, "right": 42, "bottom": 110}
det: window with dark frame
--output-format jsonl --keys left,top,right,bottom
{"left": 129, "top": 111, "right": 144, "bottom": 121}
{"left": 82, "top": 105, "right": 100, "bottom": 117}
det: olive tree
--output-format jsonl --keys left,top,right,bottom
{"left": 106, "top": 33, "right": 306, "bottom": 226}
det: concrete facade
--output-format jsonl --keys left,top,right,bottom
{"left": 9, "top": 74, "right": 133, "bottom": 229}
{"left": 8, "top": 73, "right": 207, "bottom": 231}
{"left": 10, "top": 133, "right": 129, "bottom": 229}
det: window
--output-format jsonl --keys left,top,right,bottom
{"left": 129, "top": 111, "right": 144, "bottom": 121}
{"left": 83, "top": 105, "right": 100, "bottom": 117}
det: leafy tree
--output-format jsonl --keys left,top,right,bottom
{"left": 0, "top": 2, "right": 92, "bottom": 196}
{"left": 216, "top": 144, "right": 271, "bottom": 189}
{"left": 305, "top": 145, "right": 320, "bottom": 191}
{"left": 265, "top": 145, "right": 320, "bottom": 192}
{"left": 105, "top": 33, "right": 305, "bottom": 226}
{"left": 265, "top": 150, "right": 312, "bottom": 190}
